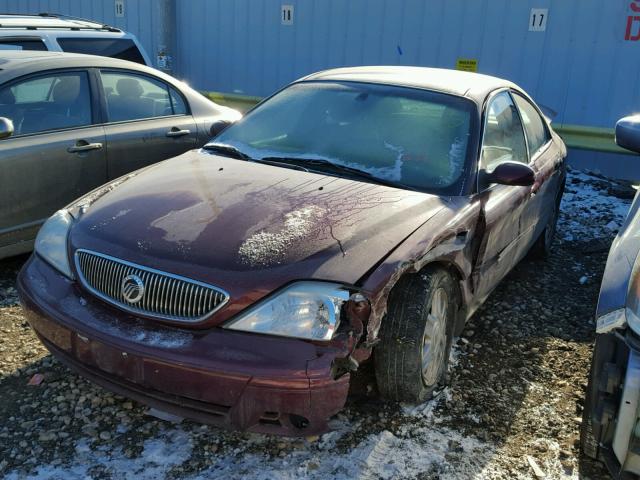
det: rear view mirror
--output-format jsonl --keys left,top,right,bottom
{"left": 210, "top": 119, "right": 234, "bottom": 137}
{"left": 0, "top": 117, "right": 14, "bottom": 140}
{"left": 616, "top": 115, "right": 640, "bottom": 154}
{"left": 483, "top": 161, "right": 536, "bottom": 187}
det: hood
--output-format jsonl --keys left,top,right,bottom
{"left": 69, "top": 150, "right": 446, "bottom": 325}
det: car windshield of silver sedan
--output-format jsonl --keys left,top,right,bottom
{"left": 208, "top": 81, "right": 475, "bottom": 194}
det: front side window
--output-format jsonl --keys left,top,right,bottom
{"left": 0, "top": 71, "right": 92, "bottom": 136}
{"left": 57, "top": 38, "right": 145, "bottom": 64}
{"left": 481, "top": 91, "right": 528, "bottom": 172}
{"left": 0, "top": 38, "right": 47, "bottom": 51}
{"left": 214, "top": 81, "right": 476, "bottom": 194}
{"left": 100, "top": 71, "right": 186, "bottom": 122}
{"left": 512, "top": 93, "right": 551, "bottom": 156}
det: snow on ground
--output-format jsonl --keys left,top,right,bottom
{"left": 558, "top": 169, "right": 635, "bottom": 242}
{"left": 4, "top": 410, "right": 497, "bottom": 480}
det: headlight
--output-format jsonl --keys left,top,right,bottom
{"left": 224, "top": 282, "right": 350, "bottom": 341}
{"left": 34, "top": 209, "right": 74, "bottom": 279}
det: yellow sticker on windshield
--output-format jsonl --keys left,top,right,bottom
{"left": 456, "top": 58, "right": 478, "bottom": 72}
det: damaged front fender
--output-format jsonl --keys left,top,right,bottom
{"left": 357, "top": 198, "right": 481, "bottom": 346}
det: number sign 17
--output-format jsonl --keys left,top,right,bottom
{"left": 529, "top": 8, "right": 548, "bottom": 32}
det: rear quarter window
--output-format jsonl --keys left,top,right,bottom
{"left": 512, "top": 93, "right": 551, "bottom": 156}
{"left": 0, "top": 38, "right": 47, "bottom": 51}
{"left": 57, "top": 38, "right": 145, "bottom": 65}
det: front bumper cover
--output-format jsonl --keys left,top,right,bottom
{"left": 586, "top": 329, "right": 640, "bottom": 478}
{"left": 17, "top": 255, "right": 350, "bottom": 436}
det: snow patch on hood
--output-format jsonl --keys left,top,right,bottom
{"left": 238, "top": 205, "right": 327, "bottom": 266}
{"left": 151, "top": 201, "right": 218, "bottom": 244}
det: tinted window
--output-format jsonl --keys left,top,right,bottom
{"left": 0, "top": 38, "right": 47, "bottom": 51}
{"left": 215, "top": 81, "right": 475, "bottom": 194}
{"left": 481, "top": 91, "right": 528, "bottom": 171}
{"left": 100, "top": 71, "right": 185, "bottom": 122}
{"left": 170, "top": 88, "right": 187, "bottom": 115}
{"left": 0, "top": 71, "right": 92, "bottom": 136}
{"left": 513, "top": 93, "right": 550, "bottom": 155}
{"left": 57, "top": 38, "right": 145, "bottom": 64}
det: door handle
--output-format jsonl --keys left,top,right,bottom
{"left": 67, "top": 142, "right": 103, "bottom": 153}
{"left": 166, "top": 128, "right": 191, "bottom": 138}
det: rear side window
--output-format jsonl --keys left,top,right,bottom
{"left": 0, "top": 38, "right": 47, "bottom": 51}
{"left": 512, "top": 93, "right": 551, "bottom": 156}
{"left": 57, "top": 38, "right": 145, "bottom": 64}
{"left": 100, "top": 71, "right": 188, "bottom": 122}
{"left": 0, "top": 71, "right": 92, "bottom": 136}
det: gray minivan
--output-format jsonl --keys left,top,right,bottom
{"left": 0, "top": 51, "right": 240, "bottom": 259}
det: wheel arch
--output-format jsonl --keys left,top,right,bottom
{"left": 381, "top": 258, "right": 468, "bottom": 339}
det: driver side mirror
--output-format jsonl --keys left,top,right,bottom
{"left": 0, "top": 117, "right": 14, "bottom": 140}
{"left": 615, "top": 115, "right": 640, "bottom": 154}
{"left": 481, "top": 161, "right": 536, "bottom": 187}
{"left": 210, "top": 119, "right": 234, "bottom": 137}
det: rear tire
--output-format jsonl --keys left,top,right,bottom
{"left": 375, "top": 266, "right": 458, "bottom": 402}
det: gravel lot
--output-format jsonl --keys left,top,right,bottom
{"left": 0, "top": 168, "right": 634, "bottom": 479}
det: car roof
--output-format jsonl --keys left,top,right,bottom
{"left": 300, "top": 66, "right": 520, "bottom": 105}
{"left": 0, "top": 51, "right": 175, "bottom": 86}
{"left": 0, "top": 13, "right": 120, "bottom": 32}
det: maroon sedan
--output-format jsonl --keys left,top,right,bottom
{"left": 18, "top": 67, "right": 566, "bottom": 436}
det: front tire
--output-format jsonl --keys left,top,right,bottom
{"left": 375, "top": 266, "right": 458, "bottom": 402}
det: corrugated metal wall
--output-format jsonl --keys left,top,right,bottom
{"left": 1, "top": 0, "right": 638, "bottom": 129}
{"left": 176, "top": 0, "right": 639, "bottom": 129}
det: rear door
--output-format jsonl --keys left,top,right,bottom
{"left": 98, "top": 70, "right": 199, "bottom": 179}
{"left": 0, "top": 70, "right": 106, "bottom": 253}
{"left": 472, "top": 91, "right": 532, "bottom": 302}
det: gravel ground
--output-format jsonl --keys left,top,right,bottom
{"left": 0, "top": 168, "right": 634, "bottom": 479}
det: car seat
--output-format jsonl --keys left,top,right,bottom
{"left": 107, "top": 77, "right": 156, "bottom": 121}
{"left": 20, "top": 76, "right": 90, "bottom": 134}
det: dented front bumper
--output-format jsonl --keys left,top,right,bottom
{"left": 17, "top": 255, "right": 350, "bottom": 436}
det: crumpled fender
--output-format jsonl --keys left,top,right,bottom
{"left": 597, "top": 190, "right": 640, "bottom": 318}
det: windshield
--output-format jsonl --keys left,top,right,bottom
{"left": 213, "top": 81, "right": 477, "bottom": 194}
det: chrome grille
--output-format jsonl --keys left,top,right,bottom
{"left": 75, "top": 249, "right": 229, "bottom": 323}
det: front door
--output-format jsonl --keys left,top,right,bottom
{"left": 511, "top": 92, "right": 563, "bottom": 254}
{"left": 98, "top": 70, "right": 199, "bottom": 179}
{"left": 0, "top": 70, "right": 106, "bottom": 255}
{"left": 472, "top": 91, "right": 532, "bottom": 303}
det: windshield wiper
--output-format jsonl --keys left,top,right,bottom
{"left": 253, "top": 158, "right": 309, "bottom": 172}
{"left": 202, "top": 143, "right": 253, "bottom": 161}
{"left": 261, "top": 157, "right": 411, "bottom": 190}
{"left": 203, "top": 144, "right": 310, "bottom": 172}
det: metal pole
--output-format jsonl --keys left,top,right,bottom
{"left": 154, "top": 0, "right": 176, "bottom": 74}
